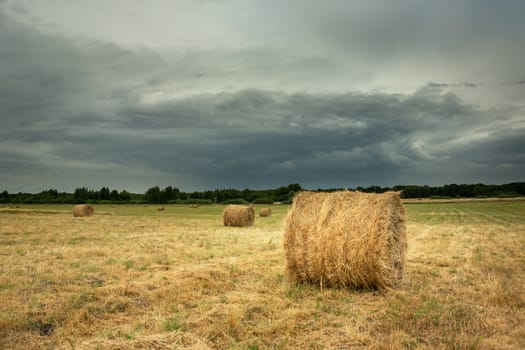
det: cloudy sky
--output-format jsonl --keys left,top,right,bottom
{"left": 1, "top": 0, "right": 524, "bottom": 193}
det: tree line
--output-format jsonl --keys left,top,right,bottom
{"left": 0, "top": 184, "right": 302, "bottom": 204}
{"left": 0, "top": 182, "right": 523, "bottom": 204}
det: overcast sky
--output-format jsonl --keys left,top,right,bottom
{"left": 1, "top": 0, "right": 524, "bottom": 193}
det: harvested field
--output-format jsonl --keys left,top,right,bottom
{"left": 0, "top": 201, "right": 524, "bottom": 349}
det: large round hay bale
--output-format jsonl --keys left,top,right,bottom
{"left": 283, "top": 191, "right": 406, "bottom": 290}
{"left": 223, "top": 205, "right": 255, "bottom": 227}
{"left": 73, "top": 204, "right": 94, "bottom": 217}
{"left": 157, "top": 206, "right": 165, "bottom": 212}
{"left": 259, "top": 208, "right": 272, "bottom": 217}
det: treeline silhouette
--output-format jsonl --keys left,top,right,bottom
{"left": 1, "top": 182, "right": 523, "bottom": 205}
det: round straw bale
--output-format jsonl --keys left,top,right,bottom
{"left": 259, "top": 208, "right": 272, "bottom": 217}
{"left": 283, "top": 191, "right": 406, "bottom": 290}
{"left": 73, "top": 204, "right": 94, "bottom": 217}
{"left": 157, "top": 206, "right": 165, "bottom": 212}
{"left": 223, "top": 205, "right": 255, "bottom": 227}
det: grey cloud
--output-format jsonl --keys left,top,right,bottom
{"left": 1, "top": 4, "right": 524, "bottom": 192}
{"left": 458, "top": 128, "right": 525, "bottom": 165}
{"left": 427, "top": 82, "right": 478, "bottom": 89}
{"left": 504, "top": 80, "right": 525, "bottom": 86}
{"left": 276, "top": 0, "right": 525, "bottom": 89}
{"left": 2, "top": 83, "right": 523, "bottom": 191}
{"left": 7, "top": 87, "right": 520, "bottom": 191}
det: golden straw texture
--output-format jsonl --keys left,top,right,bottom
{"left": 223, "top": 205, "right": 255, "bottom": 227}
{"left": 283, "top": 191, "right": 406, "bottom": 289}
{"left": 259, "top": 208, "right": 272, "bottom": 217}
{"left": 72, "top": 204, "right": 94, "bottom": 217}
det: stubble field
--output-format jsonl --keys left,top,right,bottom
{"left": 0, "top": 200, "right": 524, "bottom": 349}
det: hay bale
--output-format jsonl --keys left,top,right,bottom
{"left": 259, "top": 208, "right": 272, "bottom": 217}
{"left": 73, "top": 204, "right": 94, "bottom": 217}
{"left": 283, "top": 191, "right": 406, "bottom": 290}
{"left": 223, "top": 205, "right": 255, "bottom": 227}
{"left": 157, "top": 206, "right": 165, "bottom": 212}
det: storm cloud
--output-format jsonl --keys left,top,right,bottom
{"left": 1, "top": 1, "right": 524, "bottom": 192}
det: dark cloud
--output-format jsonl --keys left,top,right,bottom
{"left": 0, "top": 4, "right": 524, "bottom": 192}
{"left": 427, "top": 82, "right": 478, "bottom": 89}
{"left": 503, "top": 80, "right": 525, "bottom": 86}
{"left": 3, "top": 81, "right": 522, "bottom": 191}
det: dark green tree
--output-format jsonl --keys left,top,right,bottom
{"left": 100, "top": 187, "right": 110, "bottom": 200}
{"left": 119, "top": 190, "right": 131, "bottom": 202}
{"left": 0, "top": 190, "right": 9, "bottom": 203}
{"left": 73, "top": 187, "right": 89, "bottom": 202}
{"left": 145, "top": 186, "right": 160, "bottom": 203}
{"left": 110, "top": 189, "right": 119, "bottom": 201}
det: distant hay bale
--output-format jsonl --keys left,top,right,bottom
{"left": 189, "top": 204, "right": 199, "bottom": 208}
{"left": 283, "top": 191, "right": 406, "bottom": 290}
{"left": 157, "top": 206, "right": 165, "bottom": 212}
{"left": 259, "top": 208, "right": 272, "bottom": 217}
{"left": 73, "top": 204, "right": 94, "bottom": 217}
{"left": 223, "top": 205, "right": 255, "bottom": 227}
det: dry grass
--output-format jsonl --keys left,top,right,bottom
{"left": 0, "top": 201, "right": 524, "bottom": 349}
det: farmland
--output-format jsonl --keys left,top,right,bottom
{"left": 0, "top": 200, "right": 524, "bottom": 349}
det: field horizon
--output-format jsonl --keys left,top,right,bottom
{"left": 1, "top": 200, "right": 524, "bottom": 349}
